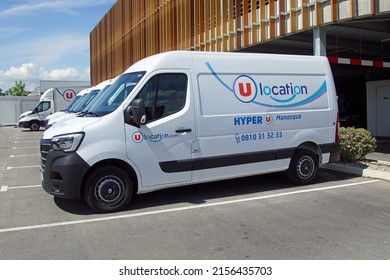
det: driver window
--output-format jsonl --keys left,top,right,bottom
{"left": 135, "top": 73, "right": 187, "bottom": 123}
{"left": 38, "top": 101, "right": 51, "bottom": 112}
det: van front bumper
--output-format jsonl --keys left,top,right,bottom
{"left": 18, "top": 121, "right": 29, "bottom": 128}
{"left": 41, "top": 149, "right": 90, "bottom": 200}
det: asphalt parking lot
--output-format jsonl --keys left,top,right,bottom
{"left": 1, "top": 126, "right": 390, "bottom": 260}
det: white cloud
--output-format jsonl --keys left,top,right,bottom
{"left": 0, "top": 63, "right": 90, "bottom": 92}
{"left": 40, "top": 68, "right": 82, "bottom": 80}
{"left": 0, "top": 63, "right": 37, "bottom": 79}
{"left": 0, "top": 64, "right": 36, "bottom": 91}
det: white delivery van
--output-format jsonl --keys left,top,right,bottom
{"left": 40, "top": 51, "right": 340, "bottom": 213}
{"left": 44, "top": 88, "right": 91, "bottom": 129}
{"left": 18, "top": 85, "right": 88, "bottom": 131}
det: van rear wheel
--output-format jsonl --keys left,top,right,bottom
{"left": 84, "top": 166, "right": 133, "bottom": 213}
{"left": 287, "top": 149, "right": 318, "bottom": 185}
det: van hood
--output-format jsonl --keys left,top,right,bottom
{"left": 20, "top": 110, "right": 32, "bottom": 118}
{"left": 42, "top": 116, "right": 101, "bottom": 139}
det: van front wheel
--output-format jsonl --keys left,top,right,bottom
{"left": 287, "top": 149, "right": 318, "bottom": 185}
{"left": 84, "top": 166, "right": 133, "bottom": 213}
{"left": 29, "top": 121, "right": 40, "bottom": 131}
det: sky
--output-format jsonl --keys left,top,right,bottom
{"left": 0, "top": 0, "right": 116, "bottom": 92}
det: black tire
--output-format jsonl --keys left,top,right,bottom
{"left": 84, "top": 166, "right": 133, "bottom": 213}
{"left": 29, "top": 121, "right": 40, "bottom": 131}
{"left": 287, "top": 149, "right": 318, "bottom": 185}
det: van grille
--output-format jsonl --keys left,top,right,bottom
{"left": 40, "top": 139, "right": 51, "bottom": 171}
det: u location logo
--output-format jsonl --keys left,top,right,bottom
{"left": 233, "top": 75, "right": 257, "bottom": 103}
{"left": 63, "top": 89, "right": 76, "bottom": 101}
{"left": 132, "top": 132, "right": 143, "bottom": 143}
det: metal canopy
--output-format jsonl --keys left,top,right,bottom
{"left": 240, "top": 15, "right": 390, "bottom": 63}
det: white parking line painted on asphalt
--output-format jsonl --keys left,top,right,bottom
{"left": 0, "top": 179, "right": 380, "bottom": 234}
{"left": 7, "top": 185, "right": 41, "bottom": 190}
{"left": 12, "top": 146, "right": 39, "bottom": 149}
{"left": 0, "top": 185, "right": 41, "bottom": 193}
{"left": 15, "top": 138, "right": 42, "bottom": 141}
{"left": 10, "top": 154, "right": 40, "bottom": 158}
{"left": 6, "top": 165, "right": 40, "bottom": 170}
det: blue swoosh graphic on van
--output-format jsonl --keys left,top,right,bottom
{"left": 206, "top": 62, "right": 234, "bottom": 93}
{"left": 271, "top": 94, "right": 296, "bottom": 103}
{"left": 252, "top": 80, "right": 327, "bottom": 108}
{"left": 206, "top": 62, "right": 327, "bottom": 108}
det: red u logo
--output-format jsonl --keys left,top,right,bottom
{"left": 238, "top": 83, "right": 252, "bottom": 97}
{"left": 133, "top": 132, "right": 143, "bottom": 143}
{"left": 65, "top": 91, "right": 74, "bottom": 100}
{"left": 265, "top": 114, "right": 272, "bottom": 124}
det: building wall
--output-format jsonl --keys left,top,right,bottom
{"left": 0, "top": 96, "right": 40, "bottom": 126}
{"left": 90, "top": 0, "right": 388, "bottom": 85}
{"left": 366, "top": 80, "right": 390, "bottom": 137}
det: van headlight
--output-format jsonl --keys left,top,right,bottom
{"left": 51, "top": 133, "right": 85, "bottom": 152}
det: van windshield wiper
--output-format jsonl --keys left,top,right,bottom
{"left": 77, "top": 111, "right": 88, "bottom": 117}
{"left": 84, "top": 111, "right": 100, "bottom": 117}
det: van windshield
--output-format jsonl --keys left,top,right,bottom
{"left": 70, "top": 89, "right": 100, "bottom": 113}
{"left": 86, "top": 72, "right": 145, "bottom": 117}
{"left": 81, "top": 84, "right": 111, "bottom": 113}
{"left": 62, "top": 95, "right": 81, "bottom": 112}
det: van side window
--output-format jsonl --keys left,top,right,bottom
{"left": 136, "top": 73, "right": 187, "bottom": 122}
{"left": 38, "top": 101, "right": 51, "bottom": 112}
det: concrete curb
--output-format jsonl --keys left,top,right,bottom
{"left": 321, "top": 163, "right": 390, "bottom": 181}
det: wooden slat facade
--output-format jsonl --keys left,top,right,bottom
{"left": 90, "top": 0, "right": 387, "bottom": 85}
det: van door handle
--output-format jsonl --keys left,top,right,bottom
{"left": 175, "top": 128, "right": 192, "bottom": 133}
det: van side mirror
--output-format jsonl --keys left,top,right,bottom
{"left": 125, "top": 99, "right": 146, "bottom": 127}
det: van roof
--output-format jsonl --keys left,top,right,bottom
{"left": 76, "top": 88, "right": 90, "bottom": 96}
{"left": 124, "top": 51, "right": 330, "bottom": 75}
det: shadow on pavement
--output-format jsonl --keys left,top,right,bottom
{"left": 53, "top": 169, "right": 359, "bottom": 215}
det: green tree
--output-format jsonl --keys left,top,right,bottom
{"left": 8, "top": 81, "right": 27, "bottom": 96}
